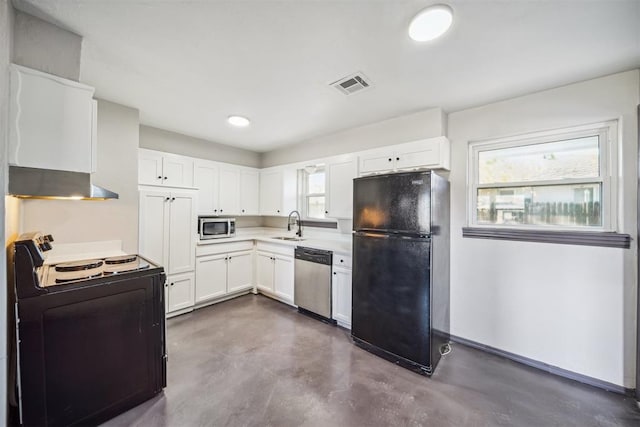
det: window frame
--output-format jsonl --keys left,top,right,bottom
{"left": 467, "top": 120, "right": 619, "bottom": 232}
{"left": 300, "top": 166, "right": 327, "bottom": 221}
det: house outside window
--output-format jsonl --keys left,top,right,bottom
{"left": 302, "top": 167, "right": 326, "bottom": 220}
{"left": 468, "top": 121, "right": 618, "bottom": 232}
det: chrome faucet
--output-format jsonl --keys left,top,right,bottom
{"left": 287, "top": 210, "right": 302, "bottom": 237}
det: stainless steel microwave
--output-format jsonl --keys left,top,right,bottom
{"left": 198, "top": 217, "right": 236, "bottom": 240}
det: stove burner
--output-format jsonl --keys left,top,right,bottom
{"left": 55, "top": 260, "right": 104, "bottom": 272}
{"left": 104, "top": 255, "right": 138, "bottom": 265}
{"left": 55, "top": 271, "right": 104, "bottom": 283}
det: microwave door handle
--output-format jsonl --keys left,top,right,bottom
{"left": 228, "top": 220, "right": 232, "bottom": 236}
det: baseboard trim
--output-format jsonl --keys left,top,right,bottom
{"left": 449, "top": 334, "right": 634, "bottom": 396}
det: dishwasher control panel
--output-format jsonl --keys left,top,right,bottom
{"left": 294, "top": 247, "right": 332, "bottom": 265}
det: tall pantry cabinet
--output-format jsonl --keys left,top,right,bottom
{"left": 139, "top": 189, "right": 196, "bottom": 316}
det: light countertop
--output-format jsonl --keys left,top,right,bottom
{"left": 197, "top": 227, "right": 352, "bottom": 255}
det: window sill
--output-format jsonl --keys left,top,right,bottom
{"left": 462, "top": 227, "right": 631, "bottom": 249}
{"left": 299, "top": 219, "right": 338, "bottom": 229}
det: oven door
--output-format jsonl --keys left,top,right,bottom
{"left": 16, "top": 273, "right": 166, "bottom": 426}
{"left": 199, "top": 219, "right": 231, "bottom": 239}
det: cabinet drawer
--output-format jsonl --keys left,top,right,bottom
{"left": 332, "top": 254, "right": 352, "bottom": 269}
{"left": 196, "top": 240, "right": 254, "bottom": 256}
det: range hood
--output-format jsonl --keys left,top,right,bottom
{"left": 9, "top": 166, "right": 119, "bottom": 200}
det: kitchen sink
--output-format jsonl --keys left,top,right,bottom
{"left": 271, "top": 236, "right": 306, "bottom": 241}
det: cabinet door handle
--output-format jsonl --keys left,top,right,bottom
{"left": 171, "top": 197, "right": 175, "bottom": 201}
{"left": 333, "top": 272, "right": 336, "bottom": 275}
{"left": 170, "top": 282, "right": 174, "bottom": 287}
{"left": 214, "top": 209, "right": 218, "bottom": 212}
{"left": 220, "top": 209, "right": 223, "bottom": 212}
{"left": 325, "top": 211, "right": 328, "bottom": 214}
{"left": 242, "top": 209, "right": 245, "bottom": 213}
{"left": 396, "top": 157, "right": 400, "bottom": 161}
{"left": 163, "top": 176, "right": 168, "bottom": 180}
{"left": 340, "top": 259, "right": 344, "bottom": 263}
{"left": 165, "top": 197, "right": 170, "bottom": 202}
{"left": 277, "top": 210, "right": 280, "bottom": 213}
{"left": 157, "top": 175, "right": 162, "bottom": 179}
{"left": 388, "top": 158, "right": 392, "bottom": 162}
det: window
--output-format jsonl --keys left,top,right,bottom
{"left": 301, "top": 167, "right": 326, "bottom": 220}
{"left": 468, "top": 121, "right": 618, "bottom": 232}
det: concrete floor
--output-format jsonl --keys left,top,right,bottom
{"left": 103, "top": 294, "right": 640, "bottom": 427}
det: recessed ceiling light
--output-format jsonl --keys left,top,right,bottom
{"left": 408, "top": 4, "right": 453, "bottom": 42}
{"left": 227, "top": 115, "right": 250, "bottom": 127}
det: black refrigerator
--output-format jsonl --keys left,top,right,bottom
{"left": 351, "top": 171, "right": 450, "bottom": 375}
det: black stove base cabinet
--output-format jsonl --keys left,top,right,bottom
{"left": 15, "top": 271, "right": 166, "bottom": 426}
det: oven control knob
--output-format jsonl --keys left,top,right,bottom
{"left": 44, "top": 234, "right": 54, "bottom": 242}
{"left": 40, "top": 242, "right": 53, "bottom": 251}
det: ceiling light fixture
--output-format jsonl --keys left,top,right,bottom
{"left": 408, "top": 4, "right": 453, "bottom": 42}
{"left": 227, "top": 115, "right": 250, "bottom": 127}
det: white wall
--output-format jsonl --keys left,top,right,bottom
{"left": 12, "top": 9, "right": 81, "bottom": 81}
{"left": 261, "top": 107, "right": 446, "bottom": 167}
{"left": 140, "top": 125, "right": 261, "bottom": 168}
{"left": 21, "top": 100, "right": 140, "bottom": 253}
{"left": 448, "top": 70, "right": 639, "bottom": 388}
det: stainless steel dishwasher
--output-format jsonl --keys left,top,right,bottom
{"left": 294, "top": 247, "right": 334, "bottom": 323}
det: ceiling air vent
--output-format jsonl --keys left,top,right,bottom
{"left": 330, "top": 72, "right": 372, "bottom": 95}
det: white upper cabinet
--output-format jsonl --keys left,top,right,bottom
{"left": 139, "top": 149, "right": 194, "bottom": 188}
{"left": 9, "top": 64, "right": 97, "bottom": 173}
{"left": 259, "top": 168, "right": 296, "bottom": 216}
{"left": 326, "top": 158, "right": 357, "bottom": 219}
{"left": 240, "top": 169, "right": 260, "bottom": 215}
{"left": 358, "top": 136, "right": 450, "bottom": 176}
{"left": 218, "top": 166, "right": 241, "bottom": 215}
{"left": 193, "top": 160, "right": 220, "bottom": 215}
{"left": 193, "top": 161, "right": 258, "bottom": 216}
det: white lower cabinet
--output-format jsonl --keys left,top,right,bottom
{"left": 273, "top": 255, "right": 294, "bottom": 303}
{"left": 195, "top": 242, "right": 255, "bottom": 306}
{"left": 227, "top": 251, "right": 254, "bottom": 293}
{"left": 256, "top": 251, "right": 275, "bottom": 293}
{"left": 332, "top": 257, "right": 352, "bottom": 329}
{"left": 195, "top": 254, "right": 227, "bottom": 302}
{"left": 256, "top": 250, "right": 295, "bottom": 305}
{"left": 166, "top": 272, "right": 195, "bottom": 314}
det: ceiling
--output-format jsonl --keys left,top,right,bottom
{"left": 13, "top": 0, "right": 640, "bottom": 152}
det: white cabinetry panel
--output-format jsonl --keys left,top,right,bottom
{"left": 273, "top": 255, "right": 294, "bottom": 304}
{"left": 167, "top": 272, "right": 195, "bottom": 313}
{"left": 256, "top": 252, "right": 275, "bottom": 292}
{"left": 9, "top": 64, "right": 96, "bottom": 173}
{"left": 138, "top": 191, "right": 169, "bottom": 267}
{"left": 139, "top": 151, "right": 165, "bottom": 186}
{"left": 359, "top": 151, "right": 395, "bottom": 175}
{"left": 218, "top": 166, "right": 241, "bottom": 215}
{"left": 168, "top": 192, "right": 196, "bottom": 274}
{"left": 332, "top": 267, "right": 352, "bottom": 328}
{"left": 138, "top": 149, "right": 194, "bottom": 188}
{"left": 164, "top": 155, "right": 194, "bottom": 188}
{"left": 194, "top": 160, "right": 219, "bottom": 214}
{"left": 240, "top": 169, "right": 260, "bottom": 215}
{"left": 227, "top": 251, "right": 254, "bottom": 293}
{"left": 195, "top": 254, "right": 227, "bottom": 302}
{"left": 326, "top": 158, "right": 356, "bottom": 219}
{"left": 358, "top": 137, "right": 450, "bottom": 176}
{"left": 259, "top": 168, "right": 296, "bottom": 216}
